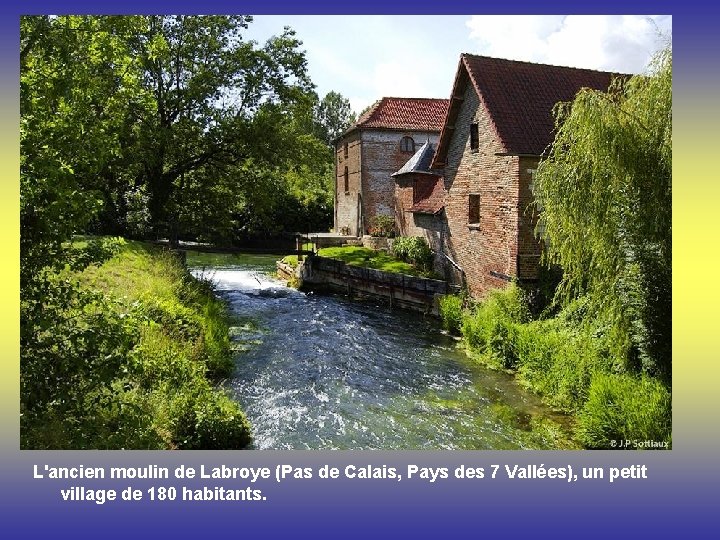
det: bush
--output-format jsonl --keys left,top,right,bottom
{"left": 393, "top": 236, "right": 433, "bottom": 271}
{"left": 461, "top": 285, "right": 530, "bottom": 369}
{"left": 439, "top": 295, "right": 464, "bottom": 335}
{"left": 171, "top": 385, "right": 252, "bottom": 450}
{"left": 21, "top": 240, "right": 251, "bottom": 449}
{"left": 452, "top": 284, "right": 670, "bottom": 449}
{"left": 367, "top": 215, "right": 396, "bottom": 237}
{"left": 514, "top": 319, "right": 607, "bottom": 411}
{"left": 577, "top": 372, "right": 671, "bottom": 449}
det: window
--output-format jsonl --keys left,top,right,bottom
{"left": 343, "top": 166, "right": 349, "bottom": 193}
{"left": 470, "top": 123, "right": 479, "bottom": 151}
{"left": 468, "top": 194, "right": 480, "bottom": 226}
{"left": 400, "top": 136, "right": 415, "bottom": 153}
{"left": 343, "top": 142, "right": 348, "bottom": 159}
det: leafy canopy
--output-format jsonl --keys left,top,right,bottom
{"left": 533, "top": 47, "right": 672, "bottom": 378}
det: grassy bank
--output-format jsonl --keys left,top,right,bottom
{"left": 282, "top": 245, "right": 431, "bottom": 277}
{"left": 21, "top": 238, "right": 251, "bottom": 449}
{"left": 440, "top": 286, "right": 671, "bottom": 449}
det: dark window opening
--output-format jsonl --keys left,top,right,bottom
{"left": 468, "top": 193, "right": 480, "bottom": 225}
{"left": 343, "top": 142, "right": 348, "bottom": 159}
{"left": 470, "top": 123, "right": 479, "bottom": 151}
{"left": 343, "top": 166, "right": 349, "bottom": 193}
{"left": 400, "top": 136, "right": 415, "bottom": 153}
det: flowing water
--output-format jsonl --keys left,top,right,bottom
{"left": 191, "top": 254, "right": 574, "bottom": 450}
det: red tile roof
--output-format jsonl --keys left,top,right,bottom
{"left": 354, "top": 97, "right": 449, "bottom": 132}
{"left": 434, "top": 54, "right": 622, "bottom": 164}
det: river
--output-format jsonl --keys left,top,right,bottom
{"left": 190, "top": 253, "right": 574, "bottom": 450}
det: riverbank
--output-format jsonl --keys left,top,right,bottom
{"left": 195, "top": 253, "right": 577, "bottom": 449}
{"left": 439, "top": 286, "right": 672, "bottom": 449}
{"left": 21, "top": 238, "right": 251, "bottom": 449}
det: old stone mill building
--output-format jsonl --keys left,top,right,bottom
{"left": 333, "top": 97, "right": 449, "bottom": 237}
{"left": 334, "top": 54, "right": 618, "bottom": 298}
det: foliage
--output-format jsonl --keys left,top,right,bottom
{"left": 392, "top": 236, "right": 433, "bottom": 271}
{"left": 21, "top": 240, "right": 251, "bottom": 449}
{"left": 533, "top": 47, "right": 672, "bottom": 379}
{"left": 314, "top": 90, "right": 356, "bottom": 145}
{"left": 21, "top": 15, "right": 349, "bottom": 249}
{"left": 461, "top": 285, "right": 530, "bottom": 370}
{"left": 367, "top": 214, "right": 396, "bottom": 238}
{"left": 453, "top": 285, "right": 671, "bottom": 447}
{"left": 577, "top": 372, "right": 671, "bottom": 449}
{"left": 21, "top": 16, "right": 146, "bottom": 286}
{"left": 439, "top": 295, "right": 464, "bottom": 335}
{"left": 514, "top": 310, "right": 618, "bottom": 412}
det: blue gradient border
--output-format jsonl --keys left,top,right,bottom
{"left": 6, "top": 3, "right": 719, "bottom": 539}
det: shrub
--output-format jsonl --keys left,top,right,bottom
{"left": 439, "top": 295, "right": 464, "bottom": 335}
{"left": 461, "top": 285, "right": 530, "bottom": 369}
{"left": 171, "top": 385, "right": 252, "bottom": 450}
{"left": 21, "top": 240, "right": 250, "bottom": 449}
{"left": 514, "top": 320, "right": 606, "bottom": 411}
{"left": 393, "top": 236, "right": 434, "bottom": 271}
{"left": 577, "top": 372, "right": 671, "bottom": 449}
{"left": 367, "top": 215, "right": 396, "bottom": 237}
{"left": 67, "top": 236, "right": 126, "bottom": 270}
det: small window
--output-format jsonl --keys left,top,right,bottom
{"left": 470, "top": 123, "right": 479, "bottom": 151}
{"left": 343, "top": 142, "right": 348, "bottom": 159}
{"left": 400, "top": 136, "right": 415, "bottom": 153}
{"left": 468, "top": 194, "right": 480, "bottom": 225}
{"left": 343, "top": 166, "right": 349, "bottom": 193}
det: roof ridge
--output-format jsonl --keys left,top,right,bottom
{"left": 379, "top": 96, "right": 450, "bottom": 101}
{"left": 460, "top": 52, "right": 629, "bottom": 76}
{"left": 347, "top": 96, "right": 450, "bottom": 134}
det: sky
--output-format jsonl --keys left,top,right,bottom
{"left": 243, "top": 15, "right": 672, "bottom": 115}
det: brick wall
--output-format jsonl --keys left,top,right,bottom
{"left": 395, "top": 175, "right": 422, "bottom": 237}
{"left": 395, "top": 175, "right": 442, "bottom": 241}
{"left": 517, "top": 156, "right": 542, "bottom": 281}
{"left": 336, "top": 129, "right": 438, "bottom": 236}
{"left": 335, "top": 131, "right": 362, "bottom": 236}
{"left": 442, "top": 83, "right": 523, "bottom": 297}
{"left": 359, "top": 130, "right": 439, "bottom": 234}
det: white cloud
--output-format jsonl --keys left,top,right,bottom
{"left": 466, "top": 15, "right": 671, "bottom": 73}
{"left": 349, "top": 96, "right": 372, "bottom": 116}
{"left": 371, "top": 61, "right": 431, "bottom": 98}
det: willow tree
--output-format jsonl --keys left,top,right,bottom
{"left": 534, "top": 47, "right": 672, "bottom": 380}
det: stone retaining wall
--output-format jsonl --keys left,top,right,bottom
{"left": 285, "top": 255, "right": 449, "bottom": 315}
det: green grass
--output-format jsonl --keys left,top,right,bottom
{"left": 280, "top": 254, "right": 299, "bottom": 268}
{"left": 21, "top": 239, "right": 251, "bottom": 449}
{"left": 441, "top": 285, "right": 671, "bottom": 449}
{"left": 185, "top": 250, "right": 284, "bottom": 268}
{"left": 317, "top": 246, "right": 425, "bottom": 276}
{"left": 577, "top": 372, "right": 671, "bottom": 449}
